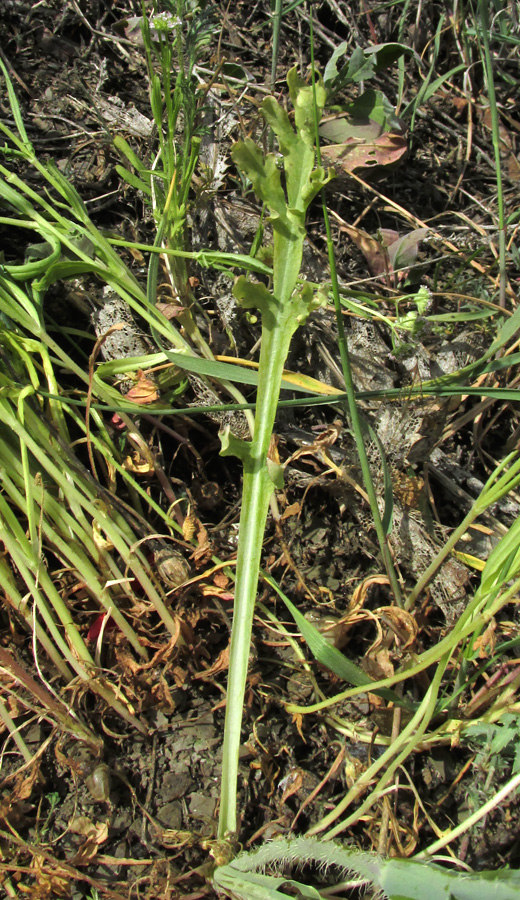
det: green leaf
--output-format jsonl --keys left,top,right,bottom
{"left": 233, "top": 277, "right": 275, "bottom": 320}
{"left": 323, "top": 40, "right": 349, "bottom": 90}
{"left": 231, "top": 140, "right": 290, "bottom": 236}
{"left": 219, "top": 426, "right": 252, "bottom": 466}
{"left": 324, "top": 43, "right": 412, "bottom": 99}
{"left": 287, "top": 67, "right": 325, "bottom": 140}
{"left": 490, "top": 727, "right": 516, "bottom": 755}
{"left": 488, "top": 302, "right": 520, "bottom": 355}
{"left": 214, "top": 836, "right": 520, "bottom": 900}
{"left": 401, "top": 64, "right": 467, "bottom": 120}
{"left": 261, "top": 99, "right": 314, "bottom": 218}
{"left": 349, "top": 45, "right": 378, "bottom": 81}
{"left": 387, "top": 228, "right": 429, "bottom": 270}
{"left": 368, "top": 42, "right": 414, "bottom": 71}
{"left": 414, "top": 285, "right": 432, "bottom": 315}
{"left": 222, "top": 62, "right": 250, "bottom": 82}
{"left": 288, "top": 281, "right": 327, "bottom": 326}
{"left": 5, "top": 233, "right": 61, "bottom": 281}
{"left": 144, "top": 344, "right": 327, "bottom": 394}
{"left": 0, "top": 58, "right": 33, "bottom": 151}
{"left": 150, "top": 73, "right": 163, "bottom": 130}
{"left": 344, "top": 89, "right": 404, "bottom": 132}
{"left": 266, "top": 458, "right": 285, "bottom": 489}
{"left": 115, "top": 165, "right": 152, "bottom": 196}
{"left": 112, "top": 136, "right": 149, "bottom": 178}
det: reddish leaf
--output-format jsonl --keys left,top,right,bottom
{"left": 321, "top": 131, "right": 407, "bottom": 174}
{"left": 110, "top": 412, "right": 127, "bottom": 431}
{"left": 385, "top": 227, "right": 429, "bottom": 270}
{"left": 87, "top": 614, "right": 118, "bottom": 642}
{"left": 339, "top": 222, "right": 389, "bottom": 276}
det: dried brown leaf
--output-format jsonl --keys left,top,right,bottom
{"left": 279, "top": 768, "right": 304, "bottom": 804}
{"left": 322, "top": 132, "right": 407, "bottom": 174}
{"left": 125, "top": 372, "right": 160, "bottom": 405}
{"left": 193, "top": 645, "right": 230, "bottom": 680}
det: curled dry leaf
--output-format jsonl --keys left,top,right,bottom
{"left": 8, "top": 762, "right": 41, "bottom": 801}
{"left": 281, "top": 500, "right": 303, "bottom": 520}
{"left": 364, "top": 646, "right": 395, "bottom": 680}
{"left": 189, "top": 519, "right": 212, "bottom": 566}
{"left": 92, "top": 519, "right": 114, "bottom": 551}
{"left": 156, "top": 300, "right": 186, "bottom": 319}
{"left": 344, "top": 751, "right": 365, "bottom": 789}
{"left": 279, "top": 767, "right": 305, "bottom": 804}
{"left": 26, "top": 858, "right": 71, "bottom": 898}
{"left": 351, "top": 575, "right": 391, "bottom": 611}
{"left": 123, "top": 450, "right": 154, "bottom": 474}
{"left": 472, "top": 619, "right": 497, "bottom": 659}
{"left": 377, "top": 606, "right": 418, "bottom": 650}
{"left": 182, "top": 513, "right": 197, "bottom": 542}
{"left": 339, "top": 222, "right": 388, "bottom": 276}
{"left": 201, "top": 584, "right": 235, "bottom": 602}
{"left": 125, "top": 371, "right": 160, "bottom": 405}
{"left": 154, "top": 827, "right": 197, "bottom": 849}
{"left": 69, "top": 814, "right": 109, "bottom": 842}
{"left": 193, "top": 644, "right": 230, "bottom": 680}
{"left": 213, "top": 572, "right": 230, "bottom": 589}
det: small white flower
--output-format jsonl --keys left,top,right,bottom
{"left": 150, "top": 12, "right": 181, "bottom": 32}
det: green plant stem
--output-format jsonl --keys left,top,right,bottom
{"left": 218, "top": 300, "right": 304, "bottom": 839}
{"left": 218, "top": 69, "right": 330, "bottom": 838}
{"left": 0, "top": 695, "right": 33, "bottom": 763}
{"left": 476, "top": 0, "right": 507, "bottom": 308}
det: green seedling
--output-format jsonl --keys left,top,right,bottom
{"left": 35, "top": 792, "right": 60, "bottom": 842}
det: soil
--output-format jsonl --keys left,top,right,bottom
{"left": 1, "top": 1, "right": 520, "bottom": 898}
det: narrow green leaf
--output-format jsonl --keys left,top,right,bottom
{"left": 115, "top": 165, "right": 152, "bottom": 196}
{"left": 489, "top": 303, "right": 520, "bottom": 354}
{"left": 0, "top": 58, "right": 33, "bottom": 151}
{"left": 112, "top": 136, "right": 149, "bottom": 178}
{"left": 263, "top": 571, "right": 411, "bottom": 707}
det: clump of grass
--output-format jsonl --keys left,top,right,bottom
{"left": 0, "top": 59, "right": 189, "bottom": 745}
